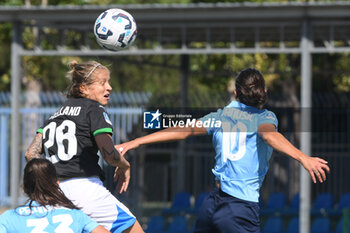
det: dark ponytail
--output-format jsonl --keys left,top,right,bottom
{"left": 235, "top": 68, "right": 267, "bottom": 109}
{"left": 23, "top": 158, "right": 79, "bottom": 211}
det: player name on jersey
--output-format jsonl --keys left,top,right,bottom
{"left": 16, "top": 206, "right": 53, "bottom": 215}
{"left": 222, "top": 108, "right": 253, "bottom": 120}
{"left": 49, "top": 106, "right": 81, "bottom": 120}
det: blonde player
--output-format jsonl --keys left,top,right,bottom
{"left": 25, "top": 61, "right": 144, "bottom": 233}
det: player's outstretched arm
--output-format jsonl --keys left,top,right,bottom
{"left": 25, "top": 133, "right": 43, "bottom": 162}
{"left": 115, "top": 122, "right": 208, "bottom": 156}
{"left": 258, "top": 123, "right": 330, "bottom": 184}
{"left": 95, "top": 133, "right": 130, "bottom": 193}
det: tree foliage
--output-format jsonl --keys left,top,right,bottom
{"left": 0, "top": 0, "right": 349, "bottom": 103}
{"left": 0, "top": 23, "right": 11, "bottom": 90}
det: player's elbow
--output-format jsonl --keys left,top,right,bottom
{"left": 178, "top": 128, "right": 199, "bottom": 140}
{"left": 182, "top": 130, "right": 193, "bottom": 139}
{"left": 259, "top": 131, "right": 276, "bottom": 146}
{"left": 24, "top": 151, "right": 30, "bottom": 162}
{"left": 24, "top": 150, "right": 38, "bottom": 162}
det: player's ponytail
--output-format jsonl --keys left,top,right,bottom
{"left": 23, "top": 158, "right": 79, "bottom": 212}
{"left": 69, "top": 60, "right": 78, "bottom": 69}
{"left": 66, "top": 60, "right": 107, "bottom": 98}
{"left": 235, "top": 68, "right": 267, "bottom": 109}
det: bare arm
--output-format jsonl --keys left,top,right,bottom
{"left": 91, "top": 225, "right": 111, "bottom": 233}
{"left": 95, "top": 134, "right": 130, "bottom": 169}
{"left": 116, "top": 121, "right": 208, "bottom": 156}
{"left": 258, "top": 123, "right": 330, "bottom": 183}
{"left": 25, "top": 133, "right": 43, "bottom": 162}
{"left": 95, "top": 133, "right": 130, "bottom": 193}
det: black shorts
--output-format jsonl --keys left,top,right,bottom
{"left": 193, "top": 187, "right": 260, "bottom": 233}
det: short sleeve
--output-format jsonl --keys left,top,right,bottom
{"left": 199, "top": 109, "right": 222, "bottom": 135}
{"left": 0, "top": 212, "right": 8, "bottom": 233}
{"left": 258, "top": 110, "right": 278, "bottom": 128}
{"left": 38, "top": 118, "right": 51, "bottom": 134}
{"left": 88, "top": 105, "right": 114, "bottom": 137}
{"left": 78, "top": 210, "right": 99, "bottom": 233}
{"left": 0, "top": 224, "right": 6, "bottom": 233}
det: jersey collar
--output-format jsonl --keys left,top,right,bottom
{"left": 226, "top": 101, "right": 261, "bottom": 112}
{"left": 25, "top": 200, "right": 40, "bottom": 206}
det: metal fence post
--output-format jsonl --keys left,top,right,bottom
{"left": 344, "top": 208, "right": 349, "bottom": 233}
{"left": 0, "top": 113, "right": 9, "bottom": 205}
{"left": 300, "top": 19, "right": 312, "bottom": 233}
{"left": 10, "top": 21, "right": 22, "bottom": 207}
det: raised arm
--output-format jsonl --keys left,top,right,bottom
{"left": 95, "top": 133, "right": 130, "bottom": 193}
{"left": 115, "top": 121, "right": 208, "bottom": 156}
{"left": 25, "top": 133, "right": 43, "bottom": 162}
{"left": 258, "top": 123, "right": 330, "bottom": 183}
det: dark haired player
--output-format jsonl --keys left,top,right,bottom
{"left": 0, "top": 158, "right": 110, "bottom": 233}
{"left": 116, "top": 68, "right": 329, "bottom": 233}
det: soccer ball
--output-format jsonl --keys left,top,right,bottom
{"left": 94, "top": 8, "right": 137, "bottom": 51}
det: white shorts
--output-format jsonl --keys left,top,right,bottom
{"left": 59, "top": 176, "right": 136, "bottom": 233}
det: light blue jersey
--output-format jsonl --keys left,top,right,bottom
{"left": 200, "top": 101, "right": 278, "bottom": 203}
{"left": 0, "top": 201, "right": 99, "bottom": 233}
